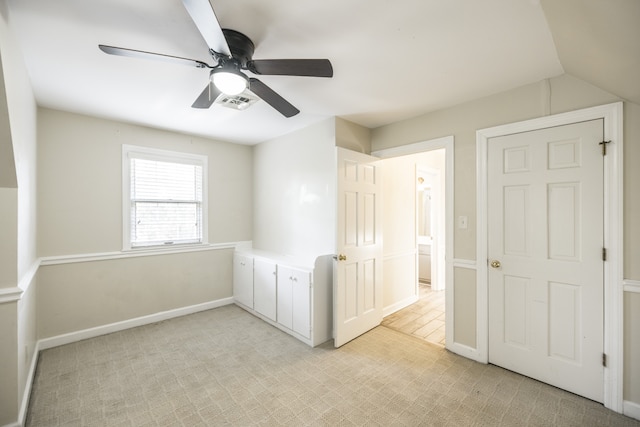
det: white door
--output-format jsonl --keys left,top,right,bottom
{"left": 334, "top": 148, "right": 383, "bottom": 348}
{"left": 488, "top": 119, "right": 604, "bottom": 402}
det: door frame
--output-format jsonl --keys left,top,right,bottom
{"left": 476, "top": 102, "right": 624, "bottom": 412}
{"left": 372, "top": 135, "right": 455, "bottom": 350}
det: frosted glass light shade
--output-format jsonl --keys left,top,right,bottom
{"left": 212, "top": 70, "right": 248, "bottom": 95}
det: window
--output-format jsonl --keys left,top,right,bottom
{"left": 123, "top": 145, "right": 207, "bottom": 249}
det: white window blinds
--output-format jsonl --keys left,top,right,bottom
{"left": 124, "top": 146, "right": 207, "bottom": 249}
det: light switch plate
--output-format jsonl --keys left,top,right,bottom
{"left": 458, "top": 215, "right": 468, "bottom": 229}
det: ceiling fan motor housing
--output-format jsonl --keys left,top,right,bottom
{"left": 222, "top": 29, "right": 255, "bottom": 67}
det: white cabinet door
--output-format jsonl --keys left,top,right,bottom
{"left": 291, "top": 269, "right": 311, "bottom": 339}
{"left": 233, "top": 254, "right": 253, "bottom": 308}
{"left": 277, "top": 267, "right": 294, "bottom": 330}
{"left": 254, "top": 258, "right": 277, "bottom": 321}
{"left": 278, "top": 266, "right": 311, "bottom": 338}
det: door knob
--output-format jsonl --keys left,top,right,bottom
{"left": 338, "top": 254, "right": 347, "bottom": 261}
{"left": 490, "top": 260, "right": 501, "bottom": 269}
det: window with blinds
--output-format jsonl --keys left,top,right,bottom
{"left": 123, "top": 145, "right": 207, "bottom": 249}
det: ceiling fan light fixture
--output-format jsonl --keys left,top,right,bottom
{"left": 211, "top": 68, "right": 248, "bottom": 96}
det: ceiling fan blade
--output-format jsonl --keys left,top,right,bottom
{"left": 181, "top": 0, "right": 231, "bottom": 57}
{"left": 99, "top": 45, "right": 210, "bottom": 69}
{"left": 191, "top": 82, "right": 221, "bottom": 108}
{"left": 247, "top": 59, "right": 333, "bottom": 77}
{"left": 249, "top": 78, "right": 300, "bottom": 118}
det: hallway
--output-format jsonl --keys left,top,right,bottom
{"left": 381, "top": 284, "right": 445, "bottom": 346}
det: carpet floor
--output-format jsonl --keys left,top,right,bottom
{"left": 26, "top": 304, "right": 639, "bottom": 426}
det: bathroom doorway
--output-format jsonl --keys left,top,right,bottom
{"left": 376, "top": 139, "right": 452, "bottom": 348}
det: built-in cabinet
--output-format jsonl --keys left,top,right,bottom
{"left": 232, "top": 253, "right": 254, "bottom": 308}
{"left": 253, "top": 258, "right": 277, "bottom": 321}
{"left": 277, "top": 266, "right": 311, "bottom": 339}
{"left": 233, "top": 250, "right": 332, "bottom": 347}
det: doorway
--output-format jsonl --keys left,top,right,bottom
{"left": 373, "top": 137, "right": 454, "bottom": 349}
{"left": 487, "top": 119, "right": 605, "bottom": 402}
{"left": 476, "top": 102, "right": 623, "bottom": 411}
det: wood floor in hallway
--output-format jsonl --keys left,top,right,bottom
{"left": 381, "top": 283, "right": 445, "bottom": 346}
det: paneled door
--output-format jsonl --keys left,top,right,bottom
{"left": 488, "top": 119, "right": 604, "bottom": 402}
{"left": 334, "top": 148, "right": 383, "bottom": 348}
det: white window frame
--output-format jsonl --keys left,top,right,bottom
{"left": 122, "top": 144, "right": 208, "bottom": 251}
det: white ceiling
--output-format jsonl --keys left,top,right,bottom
{"left": 7, "top": 0, "right": 565, "bottom": 145}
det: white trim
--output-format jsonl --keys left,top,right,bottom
{"left": 383, "top": 294, "right": 420, "bottom": 317}
{"left": 372, "top": 135, "right": 453, "bottom": 158}
{"left": 453, "top": 258, "right": 477, "bottom": 269}
{"left": 447, "top": 342, "right": 479, "bottom": 361}
{"left": 383, "top": 249, "right": 417, "bottom": 261}
{"left": 17, "top": 259, "right": 40, "bottom": 293}
{"left": 624, "top": 400, "right": 640, "bottom": 421}
{"left": 122, "top": 144, "right": 209, "bottom": 251}
{"left": 623, "top": 279, "right": 640, "bottom": 293}
{"left": 38, "top": 297, "right": 234, "bottom": 351}
{"left": 0, "top": 259, "right": 41, "bottom": 304}
{"left": 0, "top": 287, "right": 23, "bottom": 304}
{"left": 40, "top": 241, "right": 241, "bottom": 266}
{"left": 17, "top": 340, "right": 40, "bottom": 427}
{"left": 476, "top": 102, "right": 624, "bottom": 412}
{"left": 372, "top": 136, "right": 455, "bottom": 359}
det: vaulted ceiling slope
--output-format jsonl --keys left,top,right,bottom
{"left": 4, "top": 0, "right": 639, "bottom": 145}
{"left": 540, "top": 0, "right": 640, "bottom": 106}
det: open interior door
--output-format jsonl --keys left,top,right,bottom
{"left": 334, "top": 147, "right": 383, "bottom": 347}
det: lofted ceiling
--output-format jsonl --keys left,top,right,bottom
{"left": 4, "top": 0, "right": 638, "bottom": 145}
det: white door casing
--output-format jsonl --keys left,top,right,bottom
{"left": 487, "top": 120, "right": 604, "bottom": 402}
{"left": 477, "top": 102, "right": 624, "bottom": 412}
{"left": 334, "top": 147, "right": 383, "bottom": 348}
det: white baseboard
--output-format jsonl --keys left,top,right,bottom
{"left": 39, "top": 297, "right": 234, "bottom": 351}
{"left": 447, "top": 341, "right": 484, "bottom": 363}
{"left": 383, "top": 295, "right": 419, "bottom": 318}
{"left": 624, "top": 400, "right": 640, "bottom": 421}
{"left": 16, "top": 340, "right": 40, "bottom": 427}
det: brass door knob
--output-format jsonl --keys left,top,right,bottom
{"left": 490, "top": 260, "right": 501, "bottom": 269}
{"left": 338, "top": 254, "right": 347, "bottom": 261}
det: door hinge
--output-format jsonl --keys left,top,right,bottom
{"left": 599, "top": 140, "right": 611, "bottom": 156}
{"left": 602, "top": 247, "right": 607, "bottom": 261}
{"left": 602, "top": 353, "right": 607, "bottom": 367}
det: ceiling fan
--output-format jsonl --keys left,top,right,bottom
{"left": 98, "top": 0, "right": 333, "bottom": 118}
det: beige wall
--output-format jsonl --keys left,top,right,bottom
{"left": 335, "top": 117, "right": 371, "bottom": 154}
{"left": 372, "top": 73, "right": 640, "bottom": 406}
{"left": 38, "top": 109, "right": 253, "bottom": 256}
{"left": 38, "top": 250, "right": 233, "bottom": 338}
{"left": 625, "top": 292, "right": 640, "bottom": 403}
{"left": 36, "top": 109, "right": 253, "bottom": 339}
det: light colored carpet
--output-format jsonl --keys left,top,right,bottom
{"left": 26, "top": 304, "right": 639, "bottom": 426}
